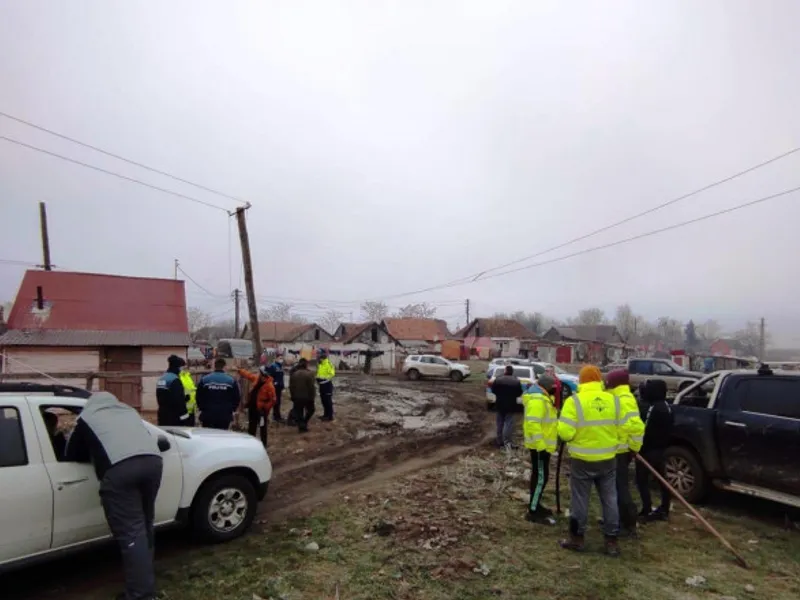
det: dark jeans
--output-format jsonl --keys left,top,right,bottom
{"left": 319, "top": 381, "right": 334, "bottom": 419}
{"left": 100, "top": 455, "right": 163, "bottom": 600}
{"left": 616, "top": 452, "right": 638, "bottom": 530}
{"left": 203, "top": 419, "right": 230, "bottom": 430}
{"left": 272, "top": 387, "right": 284, "bottom": 420}
{"left": 292, "top": 398, "right": 315, "bottom": 431}
{"left": 529, "top": 450, "right": 551, "bottom": 513}
{"left": 248, "top": 403, "right": 268, "bottom": 447}
{"left": 569, "top": 457, "right": 619, "bottom": 538}
{"left": 495, "top": 411, "right": 514, "bottom": 446}
{"left": 635, "top": 448, "right": 672, "bottom": 514}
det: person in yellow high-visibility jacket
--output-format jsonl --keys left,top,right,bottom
{"left": 606, "top": 369, "right": 645, "bottom": 536}
{"left": 557, "top": 365, "right": 637, "bottom": 557}
{"left": 522, "top": 374, "right": 559, "bottom": 525}
{"left": 316, "top": 350, "right": 336, "bottom": 421}
{"left": 179, "top": 368, "right": 197, "bottom": 427}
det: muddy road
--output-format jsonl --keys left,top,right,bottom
{"left": 2, "top": 376, "right": 492, "bottom": 599}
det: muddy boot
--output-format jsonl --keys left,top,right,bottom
{"left": 559, "top": 534, "right": 585, "bottom": 552}
{"left": 526, "top": 511, "right": 556, "bottom": 525}
{"left": 604, "top": 536, "right": 621, "bottom": 558}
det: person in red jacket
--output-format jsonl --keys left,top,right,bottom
{"left": 544, "top": 365, "right": 564, "bottom": 410}
{"left": 237, "top": 366, "right": 277, "bottom": 447}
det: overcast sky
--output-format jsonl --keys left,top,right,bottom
{"left": 2, "top": 1, "right": 800, "bottom": 343}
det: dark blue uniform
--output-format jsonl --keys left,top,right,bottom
{"left": 156, "top": 370, "right": 187, "bottom": 426}
{"left": 266, "top": 361, "right": 285, "bottom": 421}
{"left": 196, "top": 370, "right": 241, "bottom": 429}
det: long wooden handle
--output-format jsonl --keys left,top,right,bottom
{"left": 554, "top": 441, "right": 565, "bottom": 513}
{"left": 634, "top": 453, "right": 748, "bottom": 569}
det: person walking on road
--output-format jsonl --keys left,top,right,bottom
{"left": 635, "top": 379, "right": 675, "bottom": 521}
{"left": 557, "top": 365, "right": 635, "bottom": 557}
{"left": 523, "top": 374, "right": 558, "bottom": 524}
{"left": 491, "top": 364, "right": 524, "bottom": 449}
{"left": 64, "top": 391, "right": 163, "bottom": 600}
{"left": 289, "top": 358, "right": 317, "bottom": 432}
{"left": 237, "top": 365, "right": 277, "bottom": 446}
{"left": 196, "top": 358, "right": 240, "bottom": 430}
{"left": 266, "top": 354, "right": 286, "bottom": 423}
{"left": 316, "top": 350, "right": 336, "bottom": 421}
{"left": 605, "top": 369, "right": 645, "bottom": 537}
{"left": 156, "top": 355, "right": 191, "bottom": 426}
{"left": 179, "top": 366, "right": 198, "bottom": 427}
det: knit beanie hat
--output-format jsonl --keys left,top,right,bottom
{"left": 578, "top": 365, "right": 602, "bottom": 384}
{"left": 605, "top": 369, "right": 630, "bottom": 389}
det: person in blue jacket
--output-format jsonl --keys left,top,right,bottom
{"left": 156, "top": 355, "right": 190, "bottom": 426}
{"left": 266, "top": 354, "right": 286, "bottom": 423}
{"left": 196, "top": 358, "right": 241, "bottom": 430}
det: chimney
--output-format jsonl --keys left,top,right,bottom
{"left": 0, "top": 305, "right": 6, "bottom": 335}
{"left": 36, "top": 286, "right": 44, "bottom": 310}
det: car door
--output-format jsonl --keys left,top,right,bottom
{"left": 716, "top": 376, "right": 800, "bottom": 494}
{"left": 0, "top": 401, "right": 54, "bottom": 564}
{"left": 628, "top": 359, "right": 652, "bottom": 389}
{"left": 143, "top": 424, "right": 184, "bottom": 524}
{"left": 652, "top": 361, "right": 679, "bottom": 392}
{"left": 432, "top": 357, "right": 451, "bottom": 377}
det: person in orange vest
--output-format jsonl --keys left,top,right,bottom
{"left": 237, "top": 366, "right": 277, "bottom": 447}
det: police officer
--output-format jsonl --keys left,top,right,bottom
{"left": 65, "top": 391, "right": 163, "bottom": 600}
{"left": 156, "top": 355, "right": 190, "bottom": 426}
{"left": 557, "top": 365, "right": 636, "bottom": 557}
{"left": 196, "top": 358, "right": 241, "bottom": 430}
{"left": 316, "top": 350, "right": 336, "bottom": 421}
{"left": 179, "top": 366, "right": 197, "bottom": 427}
{"left": 523, "top": 374, "right": 558, "bottom": 524}
{"left": 605, "top": 369, "right": 645, "bottom": 537}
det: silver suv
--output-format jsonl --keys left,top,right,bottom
{"left": 403, "top": 355, "right": 471, "bottom": 382}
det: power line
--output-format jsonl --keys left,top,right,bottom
{"left": 0, "top": 111, "right": 246, "bottom": 204}
{"left": 0, "top": 135, "right": 233, "bottom": 213}
{"left": 177, "top": 266, "right": 227, "bottom": 298}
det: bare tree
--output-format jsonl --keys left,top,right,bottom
{"left": 187, "top": 307, "right": 212, "bottom": 341}
{"left": 614, "top": 304, "right": 637, "bottom": 341}
{"left": 259, "top": 302, "right": 306, "bottom": 323}
{"left": 492, "top": 310, "right": 554, "bottom": 335}
{"left": 394, "top": 302, "right": 437, "bottom": 318}
{"left": 733, "top": 321, "right": 771, "bottom": 357}
{"left": 698, "top": 319, "right": 722, "bottom": 341}
{"left": 319, "top": 310, "right": 344, "bottom": 335}
{"left": 656, "top": 316, "right": 683, "bottom": 347}
{"left": 360, "top": 300, "right": 389, "bottom": 322}
{"left": 569, "top": 308, "right": 607, "bottom": 327}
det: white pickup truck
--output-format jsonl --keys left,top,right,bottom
{"left": 0, "top": 383, "right": 272, "bottom": 572}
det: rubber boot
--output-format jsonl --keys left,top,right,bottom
{"left": 604, "top": 536, "right": 621, "bottom": 558}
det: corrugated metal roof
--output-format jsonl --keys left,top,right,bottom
{"left": 6, "top": 270, "right": 188, "bottom": 333}
{"left": 0, "top": 329, "right": 191, "bottom": 347}
{"left": 254, "top": 321, "right": 316, "bottom": 342}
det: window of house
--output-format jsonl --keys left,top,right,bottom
{"left": 371, "top": 327, "right": 379, "bottom": 343}
{"left": 0, "top": 407, "right": 28, "bottom": 468}
{"left": 314, "top": 329, "right": 320, "bottom": 341}
{"left": 737, "top": 378, "right": 800, "bottom": 419}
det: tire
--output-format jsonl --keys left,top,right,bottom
{"left": 191, "top": 473, "right": 258, "bottom": 543}
{"left": 407, "top": 369, "right": 421, "bottom": 381}
{"left": 663, "top": 446, "right": 709, "bottom": 504}
{"left": 449, "top": 370, "right": 464, "bottom": 382}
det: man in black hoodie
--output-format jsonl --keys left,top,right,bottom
{"left": 490, "top": 365, "right": 524, "bottom": 449}
{"left": 635, "top": 379, "right": 674, "bottom": 521}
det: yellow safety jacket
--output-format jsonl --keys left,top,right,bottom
{"left": 522, "top": 387, "right": 558, "bottom": 453}
{"left": 179, "top": 370, "right": 197, "bottom": 415}
{"left": 316, "top": 358, "right": 335, "bottom": 382}
{"left": 557, "top": 381, "right": 623, "bottom": 462}
{"left": 609, "top": 384, "right": 645, "bottom": 454}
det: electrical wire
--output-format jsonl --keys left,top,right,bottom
{"left": 0, "top": 110, "right": 246, "bottom": 204}
{"left": 0, "top": 135, "right": 233, "bottom": 213}
{"left": 176, "top": 266, "right": 227, "bottom": 298}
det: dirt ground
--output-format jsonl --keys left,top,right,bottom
{"left": 2, "top": 375, "right": 493, "bottom": 599}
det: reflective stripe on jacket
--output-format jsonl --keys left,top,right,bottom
{"left": 179, "top": 371, "right": 197, "bottom": 415}
{"left": 610, "top": 384, "right": 644, "bottom": 453}
{"left": 557, "top": 381, "right": 621, "bottom": 462}
{"left": 316, "top": 358, "right": 335, "bottom": 382}
{"left": 522, "top": 386, "right": 558, "bottom": 452}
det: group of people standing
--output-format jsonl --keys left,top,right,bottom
{"left": 493, "top": 363, "right": 674, "bottom": 557}
{"left": 155, "top": 349, "right": 338, "bottom": 442}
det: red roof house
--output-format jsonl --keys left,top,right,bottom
{"left": 381, "top": 318, "right": 451, "bottom": 348}
{"left": 0, "top": 270, "right": 191, "bottom": 410}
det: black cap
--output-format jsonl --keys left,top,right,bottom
{"left": 168, "top": 354, "right": 186, "bottom": 368}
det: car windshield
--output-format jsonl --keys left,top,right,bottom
{"left": 489, "top": 366, "right": 532, "bottom": 379}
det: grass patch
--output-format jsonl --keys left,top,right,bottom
{"left": 86, "top": 448, "right": 800, "bottom": 600}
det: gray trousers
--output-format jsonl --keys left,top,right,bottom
{"left": 495, "top": 411, "right": 515, "bottom": 446}
{"left": 569, "top": 457, "right": 619, "bottom": 538}
{"left": 100, "top": 455, "right": 164, "bottom": 600}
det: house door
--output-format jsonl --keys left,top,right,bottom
{"left": 101, "top": 347, "right": 143, "bottom": 409}
{"left": 555, "top": 346, "right": 572, "bottom": 364}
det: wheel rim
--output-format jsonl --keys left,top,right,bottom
{"left": 208, "top": 487, "right": 249, "bottom": 533}
{"left": 665, "top": 456, "right": 695, "bottom": 496}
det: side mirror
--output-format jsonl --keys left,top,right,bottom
{"left": 157, "top": 435, "right": 171, "bottom": 452}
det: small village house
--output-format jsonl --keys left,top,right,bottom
{"left": 542, "top": 325, "right": 625, "bottom": 364}
{"left": 0, "top": 270, "right": 190, "bottom": 411}
{"left": 247, "top": 321, "right": 335, "bottom": 350}
{"left": 709, "top": 338, "right": 747, "bottom": 358}
{"left": 333, "top": 321, "right": 404, "bottom": 371}
{"left": 381, "top": 318, "right": 451, "bottom": 351}
{"left": 456, "top": 318, "right": 536, "bottom": 359}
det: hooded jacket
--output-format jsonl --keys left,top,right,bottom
{"left": 157, "top": 361, "right": 189, "bottom": 426}
{"left": 491, "top": 373, "right": 524, "bottom": 413}
{"left": 639, "top": 380, "right": 674, "bottom": 452}
{"left": 65, "top": 392, "right": 160, "bottom": 480}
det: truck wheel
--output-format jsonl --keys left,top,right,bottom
{"left": 663, "top": 446, "right": 709, "bottom": 504}
{"left": 450, "top": 370, "right": 464, "bottom": 382}
{"left": 407, "top": 369, "right": 421, "bottom": 381}
{"left": 192, "top": 473, "right": 258, "bottom": 543}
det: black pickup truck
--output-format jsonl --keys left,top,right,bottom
{"left": 663, "top": 365, "right": 800, "bottom": 508}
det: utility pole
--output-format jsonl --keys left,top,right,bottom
{"left": 759, "top": 317, "right": 766, "bottom": 362}
{"left": 233, "top": 289, "right": 241, "bottom": 336}
{"left": 174, "top": 259, "right": 179, "bottom": 280}
{"left": 234, "top": 204, "right": 262, "bottom": 359}
{"left": 39, "top": 202, "right": 52, "bottom": 271}
{"left": 465, "top": 298, "right": 470, "bottom": 324}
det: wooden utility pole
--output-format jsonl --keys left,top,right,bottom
{"left": 759, "top": 317, "right": 766, "bottom": 362}
{"left": 234, "top": 204, "right": 262, "bottom": 359}
{"left": 39, "top": 202, "right": 52, "bottom": 271}
{"left": 233, "top": 288, "right": 241, "bottom": 336}
{"left": 465, "top": 298, "right": 470, "bottom": 324}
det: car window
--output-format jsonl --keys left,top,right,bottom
{"left": 652, "top": 362, "right": 675, "bottom": 375}
{"left": 433, "top": 358, "right": 448, "bottom": 365}
{"left": 420, "top": 356, "right": 434, "bottom": 364}
{"left": 408, "top": 356, "right": 420, "bottom": 362}
{"left": 0, "top": 407, "right": 28, "bottom": 467}
{"left": 737, "top": 378, "right": 800, "bottom": 419}
{"left": 630, "top": 360, "right": 653, "bottom": 375}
